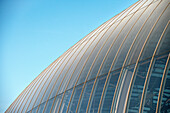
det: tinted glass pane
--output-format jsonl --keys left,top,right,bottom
{"left": 88, "top": 75, "right": 106, "bottom": 113}
{"left": 68, "top": 85, "right": 83, "bottom": 113}
{"left": 143, "top": 55, "right": 168, "bottom": 112}
{"left": 101, "top": 71, "right": 120, "bottom": 113}
{"left": 115, "top": 1, "right": 141, "bottom": 22}
{"left": 160, "top": 63, "right": 170, "bottom": 113}
{"left": 125, "top": 1, "right": 166, "bottom": 66}
{"left": 87, "top": 22, "right": 119, "bottom": 80}
{"left": 58, "top": 41, "right": 88, "bottom": 94}
{"left": 44, "top": 97, "right": 54, "bottom": 113}
{"left": 50, "top": 94, "right": 63, "bottom": 113}
{"left": 111, "top": 1, "right": 156, "bottom": 70}
{"left": 66, "top": 31, "right": 103, "bottom": 90}
{"left": 111, "top": 7, "right": 145, "bottom": 70}
{"left": 78, "top": 80, "right": 94, "bottom": 113}
{"left": 156, "top": 24, "right": 170, "bottom": 55}
{"left": 30, "top": 106, "right": 38, "bottom": 113}
{"left": 139, "top": 2, "right": 170, "bottom": 61}
{"left": 127, "top": 59, "right": 150, "bottom": 113}
{"left": 77, "top": 28, "right": 108, "bottom": 85}
{"left": 99, "top": 16, "right": 131, "bottom": 75}
{"left": 50, "top": 46, "right": 79, "bottom": 98}
{"left": 116, "top": 65, "right": 135, "bottom": 113}
{"left": 59, "top": 89, "right": 73, "bottom": 113}
{"left": 37, "top": 102, "right": 45, "bottom": 113}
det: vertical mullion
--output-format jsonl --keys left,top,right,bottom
{"left": 83, "top": 1, "right": 143, "bottom": 113}
{"left": 156, "top": 53, "right": 170, "bottom": 113}
{"left": 62, "top": 2, "right": 136, "bottom": 113}
{"left": 76, "top": 1, "right": 142, "bottom": 113}
{"left": 139, "top": 20, "right": 170, "bottom": 113}
{"left": 109, "top": 0, "right": 163, "bottom": 113}
{"left": 96, "top": 0, "right": 149, "bottom": 113}
{"left": 55, "top": 14, "right": 115, "bottom": 113}
{"left": 47, "top": 16, "right": 109, "bottom": 113}
{"left": 39, "top": 23, "right": 99, "bottom": 113}
{"left": 124, "top": 3, "right": 169, "bottom": 113}
{"left": 40, "top": 25, "right": 100, "bottom": 113}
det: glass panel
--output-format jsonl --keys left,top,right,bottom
{"left": 156, "top": 24, "right": 170, "bottom": 55}
{"left": 41, "top": 53, "right": 71, "bottom": 101}
{"left": 26, "top": 62, "right": 58, "bottom": 111}
{"left": 88, "top": 75, "right": 106, "bottom": 113}
{"left": 125, "top": 0, "right": 166, "bottom": 66}
{"left": 30, "top": 106, "right": 38, "bottom": 113}
{"left": 112, "top": 8, "right": 145, "bottom": 70}
{"left": 160, "top": 63, "right": 170, "bottom": 113}
{"left": 143, "top": 55, "right": 168, "bottom": 112}
{"left": 58, "top": 41, "right": 88, "bottom": 94}
{"left": 52, "top": 43, "right": 85, "bottom": 96}
{"left": 50, "top": 46, "right": 79, "bottom": 99}
{"left": 77, "top": 28, "right": 108, "bottom": 85}
{"left": 115, "top": 1, "right": 141, "bottom": 23}
{"left": 99, "top": 16, "right": 131, "bottom": 76}
{"left": 139, "top": 1, "right": 170, "bottom": 61}
{"left": 127, "top": 59, "right": 151, "bottom": 113}
{"left": 38, "top": 59, "right": 66, "bottom": 104}
{"left": 100, "top": 70, "right": 120, "bottom": 113}
{"left": 87, "top": 22, "right": 119, "bottom": 80}
{"left": 59, "top": 89, "right": 73, "bottom": 113}
{"left": 66, "top": 28, "right": 107, "bottom": 90}
{"left": 68, "top": 85, "right": 83, "bottom": 113}
{"left": 44, "top": 97, "right": 54, "bottom": 113}
{"left": 37, "top": 102, "right": 46, "bottom": 113}
{"left": 33, "top": 67, "right": 57, "bottom": 108}
{"left": 116, "top": 65, "right": 135, "bottom": 113}
{"left": 50, "top": 94, "right": 63, "bottom": 113}
{"left": 138, "top": 0, "right": 155, "bottom": 10}
{"left": 78, "top": 79, "right": 95, "bottom": 113}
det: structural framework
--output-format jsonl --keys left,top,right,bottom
{"left": 6, "top": 0, "right": 170, "bottom": 113}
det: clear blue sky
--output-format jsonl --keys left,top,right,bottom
{"left": 0, "top": 0, "right": 138, "bottom": 112}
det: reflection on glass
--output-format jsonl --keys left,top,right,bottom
{"left": 156, "top": 25, "right": 170, "bottom": 55}
{"left": 160, "top": 63, "right": 170, "bottom": 113}
{"left": 37, "top": 102, "right": 45, "bottom": 113}
{"left": 43, "top": 97, "right": 54, "bottom": 113}
{"left": 101, "top": 71, "right": 119, "bottom": 113}
{"left": 59, "top": 89, "right": 73, "bottom": 113}
{"left": 78, "top": 80, "right": 94, "bottom": 113}
{"left": 68, "top": 85, "right": 83, "bottom": 113}
{"left": 127, "top": 59, "right": 150, "bottom": 113}
{"left": 51, "top": 94, "right": 63, "bottom": 113}
{"left": 115, "top": 65, "right": 135, "bottom": 113}
{"left": 30, "top": 106, "right": 37, "bottom": 113}
{"left": 88, "top": 76, "right": 106, "bottom": 113}
{"left": 143, "top": 55, "right": 168, "bottom": 112}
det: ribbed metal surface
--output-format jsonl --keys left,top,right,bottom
{"left": 6, "top": 0, "right": 170, "bottom": 113}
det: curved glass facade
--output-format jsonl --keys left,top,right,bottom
{"left": 6, "top": 0, "right": 170, "bottom": 113}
